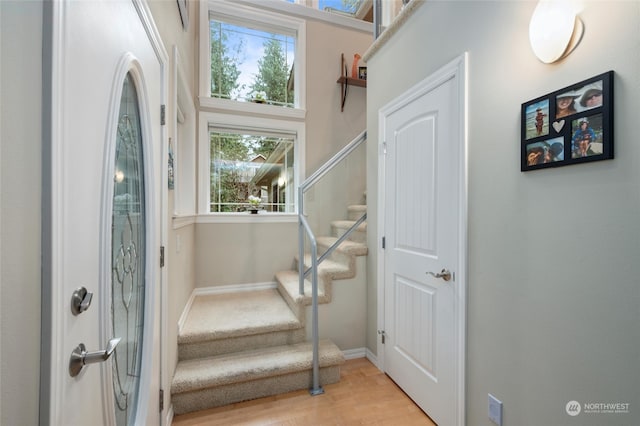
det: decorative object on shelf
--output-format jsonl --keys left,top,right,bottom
{"left": 358, "top": 66, "right": 367, "bottom": 80}
{"left": 521, "top": 71, "right": 613, "bottom": 172}
{"left": 247, "top": 195, "right": 261, "bottom": 214}
{"left": 351, "top": 53, "right": 361, "bottom": 79}
{"left": 337, "top": 53, "right": 366, "bottom": 112}
{"left": 251, "top": 91, "right": 267, "bottom": 104}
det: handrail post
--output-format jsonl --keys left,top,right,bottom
{"left": 297, "top": 130, "right": 366, "bottom": 397}
{"left": 298, "top": 186, "right": 304, "bottom": 296}
{"left": 309, "top": 237, "right": 323, "bottom": 395}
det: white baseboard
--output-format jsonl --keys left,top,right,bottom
{"left": 342, "top": 347, "right": 367, "bottom": 360}
{"left": 177, "top": 292, "right": 196, "bottom": 335}
{"left": 164, "top": 406, "right": 174, "bottom": 426}
{"left": 365, "top": 348, "right": 380, "bottom": 369}
{"left": 177, "top": 282, "right": 278, "bottom": 333}
{"left": 194, "top": 281, "right": 278, "bottom": 296}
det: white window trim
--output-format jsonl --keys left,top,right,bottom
{"left": 198, "top": 111, "right": 305, "bottom": 222}
{"left": 235, "top": 0, "right": 373, "bottom": 33}
{"left": 199, "top": 0, "right": 307, "bottom": 116}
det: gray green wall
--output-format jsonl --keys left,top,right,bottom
{"left": 1, "top": 2, "right": 43, "bottom": 425}
{"left": 366, "top": 1, "right": 640, "bottom": 425}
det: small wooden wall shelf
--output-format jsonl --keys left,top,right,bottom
{"left": 338, "top": 53, "right": 366, "bottom": 111}
{"left": 337, "top": 76, "right": 367, "bottom": 88}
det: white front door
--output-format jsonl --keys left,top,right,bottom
{"left": 42, "top": 1, "right": 166, "bottom": 425}
{"left": 380, "top": 55, "right": 467, "bottom": 426}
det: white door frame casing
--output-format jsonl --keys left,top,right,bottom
{"left": 376, "top": 53, "right": 468, "bottom": 426}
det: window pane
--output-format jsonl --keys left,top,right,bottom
{"left": 210, "top": 131, "right": 295, "bottom": 213}
{"left": 319, "top": 0, "right": 362, "bottom": 14}
{"left": 210, "top": 19, "right": 295, "bottom": 107}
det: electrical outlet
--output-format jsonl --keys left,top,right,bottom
{"left": 488, "top": 393, "right": 503, "bottom": 426}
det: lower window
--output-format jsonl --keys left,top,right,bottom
{"left": 209, "top": 129, "right": 295, "bottom": 213}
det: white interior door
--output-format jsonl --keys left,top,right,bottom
{"left": 380, "top": 55, "right": 467, "bottom": 426}
{"left": 43, "top": 1, "right": 166, "bottom": 425}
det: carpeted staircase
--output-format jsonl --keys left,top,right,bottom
{"left": 171, "top": 204, "right": 368, "bottom": 415}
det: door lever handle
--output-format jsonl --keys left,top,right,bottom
{"left": 426, "top": 269, "right": 453, "bottom": 282}
{"left": 69, "top": 337, "right": 121, "bottom": 377}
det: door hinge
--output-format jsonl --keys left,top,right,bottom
{"left": 382, "top": 236, "right": 386, "bottom": 249}
{"left": 160, "top": 246, "right": 165, "bottom": 268}
{"left": 378, "top": 330, "right": 386, "bottom": 344}
{"left": 161, "top": 104, "right": 166, "bottom": 125}
{"left": 159, "top": 389, "right": 164, "bottom": 412}
{"left": 380, "top": 141, "right": 387, "bottom": 155}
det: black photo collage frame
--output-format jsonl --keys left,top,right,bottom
{"left": 521, "top": 71, "right": 614, "bottom": 171}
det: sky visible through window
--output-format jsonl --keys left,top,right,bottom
{"left": 283, "top": 0, "right": 358, "bottom": 13}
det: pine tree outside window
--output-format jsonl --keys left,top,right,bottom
{"left": 209, "top": 15, "right": 296, "bottom": 108}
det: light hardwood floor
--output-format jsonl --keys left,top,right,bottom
{"left": 171, "top": 357, "right": 436, "bottom": 425}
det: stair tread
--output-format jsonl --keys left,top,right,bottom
{"left": 276, "top": 270, "right": 329, "bottom": 304}
{"left": 172, "top": 339, "right": 344, "bottom": 394}
{"left": 179, "top": 289, "right": 302, "bottom": 344}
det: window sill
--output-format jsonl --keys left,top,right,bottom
{"left": 196, "top": 213, "right": 298, "bottom": 224}
{"left": 199, "top": 96, "right": 306, "bottom": 121}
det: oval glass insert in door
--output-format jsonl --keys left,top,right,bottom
{"left": 111, "top": 72, "right": 146, "bottom": 426}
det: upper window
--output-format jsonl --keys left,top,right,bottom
{"left": 210, "top": 20, "right": 295, "bottom": 107}
{"left": 201, "top": 2, "right": 306, "bottom": 112}
{"left": 318, "top": 0, "right": 361, "bottom": 14}
{"left": 285, "top": 0, "right": 368, "bottom": 18}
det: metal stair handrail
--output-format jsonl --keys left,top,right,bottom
{"left": 297, "top": 130, "right": 366, "bottom": 395}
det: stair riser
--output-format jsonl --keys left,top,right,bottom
{"left": 347, "top": 210, "right": 367, "bottom": 221}
{"left": 318, "top": 243, "right": 352, "bottom": 266}
{"left": 172, "top": 366, "right": 341, "bottom": 415}
{"left": 331, "top": 226, "right": 366, "bottom": 243}
{"left": 179, "top": 329, "right": 306, "bottom": 361}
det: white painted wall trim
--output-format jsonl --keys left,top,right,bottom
{"left": 232, "top": 0, "right": 372, "bottom": 34}
{"left": 172, "top": 45, "right": 197, "bottom": 217}
{"left": 172, "top": 215, "right": 196, "bottom": 229}
{"left": 377, "top": 53, "right": 468, "bottom": 426}
{"left": 196, "top": 213, "right": 298, "bottom": 224}
{"left": 199, "top": 96, "right": 306, "bottom": 121}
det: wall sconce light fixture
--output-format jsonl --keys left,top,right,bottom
{"left": 529, "top": 0, "right": 584, "bottom": 64}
